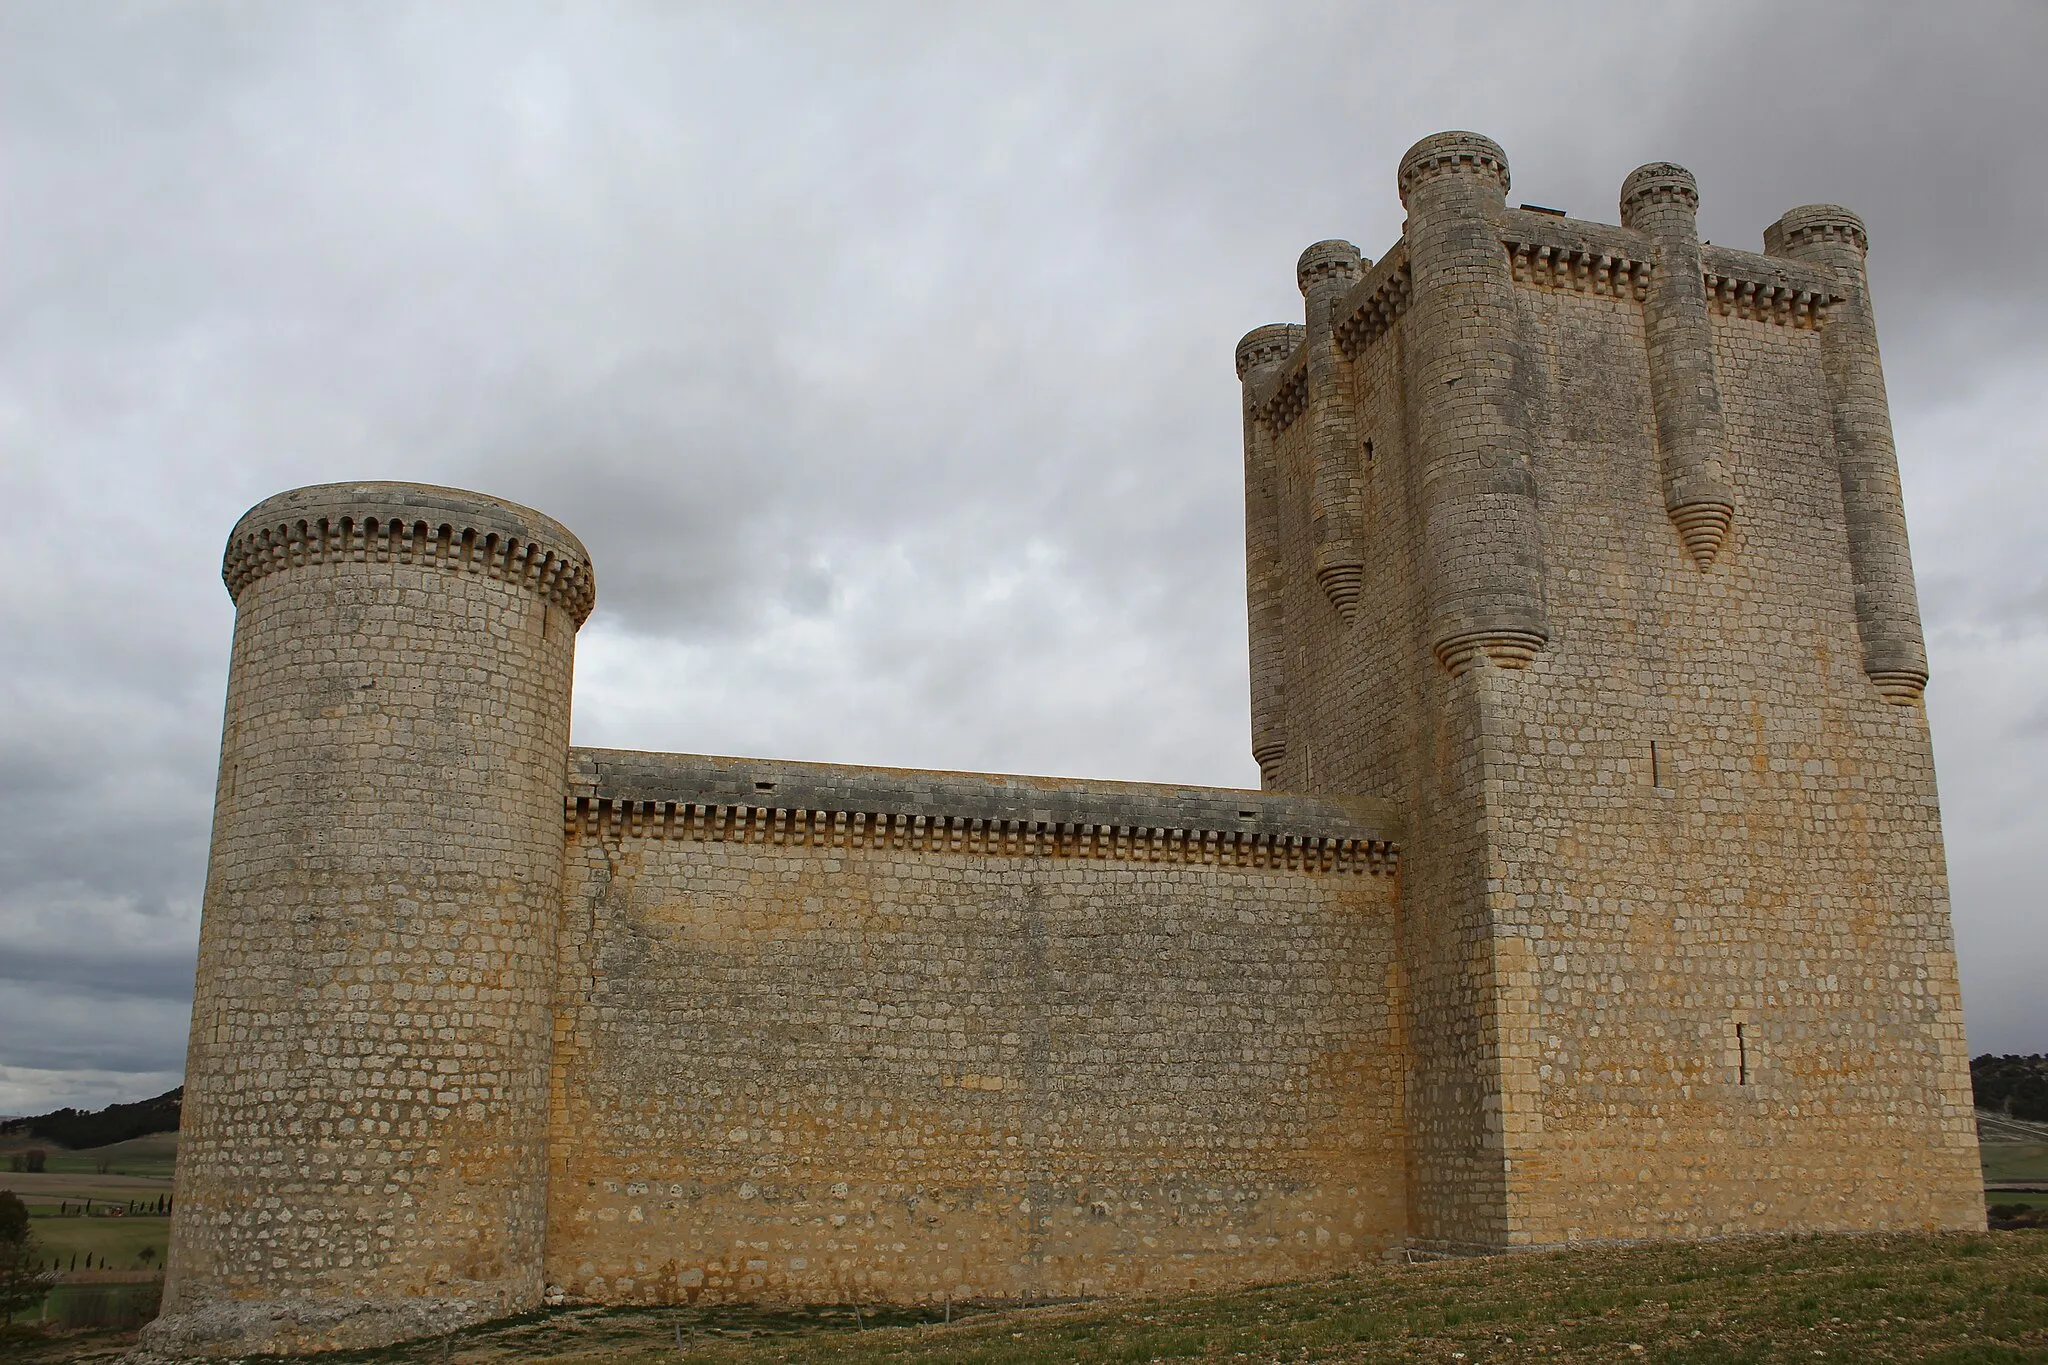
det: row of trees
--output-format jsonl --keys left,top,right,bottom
{"left": 53, "top": 1196, "right": 172, "bottom": 1216}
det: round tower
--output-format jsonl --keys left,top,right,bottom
{"left": 147, "top": 483, "right": 594, "bottom": 1357}
{"left": 1396, "top": 131, "right": 1549, "bottom": 673}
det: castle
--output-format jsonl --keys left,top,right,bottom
{"left": 144, "top": 132, "right": 1982, "bottom": 1358}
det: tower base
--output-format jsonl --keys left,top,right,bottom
{"left": 135, "top": 1293, "right": 515, "bottom": 1361}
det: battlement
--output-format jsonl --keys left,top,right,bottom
{"left": 568, "top": 748, "right": 1400, "bottom": 873}
{"left": 1397, "top": 130, "right": 1509, "bottom": 202}
{"left": 224, "top": 481, "right": 596, "bottom": 624}
{"left": 1765, "top": 203, "right": 1869, "bottom": 258}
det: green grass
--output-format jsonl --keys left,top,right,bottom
{"left": 284, "top": 1230, "right": 2048, "bottom": 1363}
{"left": 1987, "top": 1193, "right": 2048, "bottom": 1211}
{"left": 23, "top": 1214, "right": 170, "bottom": 1271}
{"left": 1981, "top": 1140, "right": 2048, "bottom": 1187}
{"left": 15, "top": 1230, "right": 2045, "bottom": 1364}
{"left": 3, "top": 1131, "right": 178, "bottom": 1182}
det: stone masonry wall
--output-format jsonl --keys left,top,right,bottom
{"left": 1242, "top": 137, "right": 1980, "bottom": 1250}
{"left": 545, "top": 752, "right": 1407, "bottom": 1304}
{"left": 1481, "top": 249, "right": 1980, "bottom": 1243}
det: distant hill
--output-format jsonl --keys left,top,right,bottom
{"left": 0, "top": 1086, "right": 181, "bottom": 1149}
{"left": 1971, "top": 1055, "right": 2048, "bottom": 1122}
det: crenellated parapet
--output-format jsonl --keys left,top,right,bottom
{"left": 224, "top": 483, "right": 597, "bottom": 625}
{"left": 1766, "top": 205, "right": 1928, "bottom": 703}
{"left": 1333, "top": 245, "right": 1412, "bottom": 357}
{"left": 1397, "top": 131, "right": 1550, "bottom": 673}
{"left": 1620, "top": 162, "right": 1739, "bottom": 569}
{"left": 1701, "top": 246, "right": 1838, "bottom": 325}
{"left": 570, "top": 749, "right": 1402, "bottom": 873}
{"left": 567, "top": 795, "right": 1397, "bottom": 874}
{"left": 1297, "top": 239, "right": 1370, "bottom": 619}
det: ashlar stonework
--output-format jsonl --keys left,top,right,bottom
{"left": 143, "top": 131, "right": 1980, "bottom": 1359}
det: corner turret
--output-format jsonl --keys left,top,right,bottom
{"left": 1620, "top": 162, "right": 1737, "bottom": 568}
{"left": 1296, "top": 240, "right": 1370, "bottom": 620}
{"left": 1237, "top": 323, "right": 1306, "bottom": 785}
{"left": 1766, "top": 205, "right": 1927, "bottom": 703}
{"left": 1397, "top": 132, "right": 1549, "bottom": 672}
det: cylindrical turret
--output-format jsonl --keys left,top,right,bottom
{"left": 148, "top": 484, "right": 594, "bottom": 1357}
{"left": 1397, "top": 131, "right": 1549, "bottom": 673}
{"left": 1620, "top": 162, "right": 1737, "bottom": 569}
{"left": 1238, "top": 323, "right": 1304, "bottom": 786}
{"left": 1765, "top": 205, "right": 1928, "bottom": 704}
{"left": 1297, "top": 240, "right": 1369, "bottom": 620}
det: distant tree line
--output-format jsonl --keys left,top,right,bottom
{"left": 0, "top": 1087, "right": 180, "bottom": 1149}
{"left": 1972, "top": 1055, "right": 2048, "bottom": 1121}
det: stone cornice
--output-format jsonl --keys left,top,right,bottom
{"left": 568, "top": 748, "right": 1400, "bottom": 875}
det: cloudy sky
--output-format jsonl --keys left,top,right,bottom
{"left": 1, "top": 1, "right": 2043, "bottom": 1113}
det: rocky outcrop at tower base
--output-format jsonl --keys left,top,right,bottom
{"left": 135, "top": 1294, "right": 504, "bottom": 1362}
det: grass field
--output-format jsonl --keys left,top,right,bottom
{"left": 1981, "top": 1141, "right": 2048, "bottom": 1187}
{"left": 0, "top": 1131, "right": 177, "bottom": 1272}
{"left": 1, "top": 1131, "right": 177, "bottom": 1183}
{"left": 25, "top": 1214, "right": 171, "bottom": 1271}
{"left": 9, "top": 1230, "right": 2048, "bottom": 1364}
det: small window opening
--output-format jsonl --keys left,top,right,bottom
{"left": 1363, "top": 439, "right": 1376, "bottom": 465}
{"left": 1736, "top": 1023, "right": 1750, "bottom": 1085}
{"left": 1649, "top": 741, "right": 1661, "bottom": 788}
{"left": 754, "top": 780, "right": 777, "bottom": 793}
{"left": 1238, "top": 809, "right": 1257, "bottom": 820}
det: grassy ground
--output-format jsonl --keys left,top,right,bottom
{"left": 10, "top": 1230, "right": 2048, "bottom": 1364}
{"left": 1981, "top": 1142, "right": 2048, "bottom": 1187}
{"left": 25, "top": 1214, "right": 171, "bottom": 1270}
{"left": 1, "top": 1128, "right": 175, "bottom": 1269}
{"left": 38, "top": 1131, "right": 179, "bottom": 1180}
{"left": 2, "top": 1136, "right": 175, "bottom": 1216}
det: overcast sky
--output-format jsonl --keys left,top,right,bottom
{"left": 1, "top": 1, "right": 2043, "bottom": 1114}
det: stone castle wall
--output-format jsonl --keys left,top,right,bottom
{"left": 152, "top": 129, "right": 1981, "bottom": 1359}
{"left": 1238, "top": 134, "right": 1979, "bottom": 1251}
{"left": 546, "top": 752, "right": 1406, "bottom": 1304}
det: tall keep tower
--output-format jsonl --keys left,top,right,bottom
{"left": 1237, "top": 132, "right": 1981, "bottom": 1250}
{"left": 149, "top": 484, "right": 594, "bottom": 1356}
